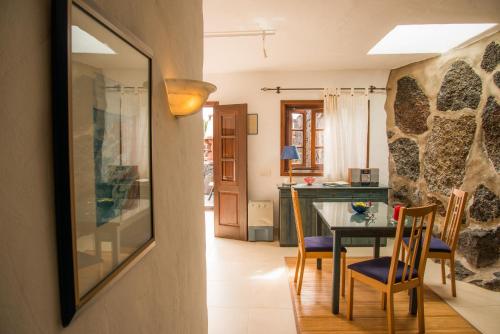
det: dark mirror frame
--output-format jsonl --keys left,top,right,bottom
{"left": 52, "top": 0, "right": 155, "bottom": 326}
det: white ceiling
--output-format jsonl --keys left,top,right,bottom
{"left": 203, "top": 0, "right": 500, "bottom": 74}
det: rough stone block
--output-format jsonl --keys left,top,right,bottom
{"left": 437, "top": 61, "right": 482, "bottom": 111}
{"left": 389, "top": 138, "right": 419, "bottom": 181}
{"left": 470, "top": 277, "right": 500, "bottom": 292}
{"left": 469, "top": 184, "right": 500, "bottom": 222}
{"left": 394, "top": 76, "right": 430, "bottom": 134}
{"left": 482, "top": 96, "right": 500, "bottom": 172}
{"left": 481, "top": 277, "right": 500, "bottom": 291}
{"left": 423, "top": 116, "right": 476, "bottom": 194}
{"left": 446, "top": 260, "right": 476, "bottom": 280}
{"left": 458, "top": 227, "right": 499, "bottom": 268}
{"left": 426, "top": 195, "right": 446, "bottom": 216}
{"left": 494, "top": 72, "right": 500, "bottom": 88}
{"left": 480, "top": 41, "right": 500, "bottom": 72}
{"left": 392, "top": 185, "right": 421, "bottom": 207}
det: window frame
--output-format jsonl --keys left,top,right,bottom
{"left": 311, "top": 109, "right": 324, "bottom": 171}
{"left": 280, "top": 100, "right": 324, "bottom": 177}
{"left": 287, "top": 109, "right": 306, "bottom": 169}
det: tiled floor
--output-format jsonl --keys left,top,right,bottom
{"left": 205, "top": 211, "right": 500, "bottom": 333}
{"left": 423, "top": 262, "right": 500, "bottom": 334}
{"left": 206, "top": 211, "right": 297, "bottom": 334}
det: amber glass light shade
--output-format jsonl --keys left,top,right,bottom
{"left": 165, "top": 78, "right": 217, "bottom": 117}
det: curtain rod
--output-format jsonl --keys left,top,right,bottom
{"left": 261, "top": 85, "right": 388, "bottom": 94}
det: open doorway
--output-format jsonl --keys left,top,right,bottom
{"left": 203, "top": 102, "right": 217, "bottom": 210}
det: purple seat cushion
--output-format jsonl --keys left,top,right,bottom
{"left": 348, "top": 257, "right": 418, "bottom": 284}
{"left": 403, "top": 236, "right": 451, "bottom": 253}
{"left": 304, "top": 236, "right": 347, "bottom": 253}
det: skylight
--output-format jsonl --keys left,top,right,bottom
{"left": 368, "top": 24, "right": 497, "bottom": 54}
{"left": 72, "top": 26, "right": 116, "bottom": 54}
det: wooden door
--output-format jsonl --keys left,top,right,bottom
{"left": 213, "top": 104, "right": 247, "bottom": 240}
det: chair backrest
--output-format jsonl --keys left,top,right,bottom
{"left": 389, "top": 204, "right": 437, "bottom": 285}
{"left": 291, "top": 188, "right": 305, "bottom": 253}
{"left": 440, "top": 189, "right": 468, "bottom": 252}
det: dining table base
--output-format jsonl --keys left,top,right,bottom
{"left": 315, "top": 211, "right": 418, "bottom": 315}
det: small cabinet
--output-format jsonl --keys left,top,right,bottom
{"left": 278, "top": 185, "right": 389, "bottom": 246}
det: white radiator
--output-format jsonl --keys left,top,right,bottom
{"left": 248, "top": 200, "right": 273, "bottom": 227}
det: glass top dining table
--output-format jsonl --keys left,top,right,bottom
{"left": 312, "top": 201, "right": 418, "bottom": 315}
{"left": 314, "top": 201, "right": 395, "bottom": 230}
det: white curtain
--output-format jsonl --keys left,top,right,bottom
{"left": 120, "top": 89, "right": 149, "bottom": 178}
{"left": 323, "top": 88, "right": 368, "bottom": 181}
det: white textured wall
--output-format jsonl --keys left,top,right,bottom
{"left": 0, "top": 0, "right": 207, "bottom": 333}
{"left": 205, "top": 70, "right": 390, "bottom": 230}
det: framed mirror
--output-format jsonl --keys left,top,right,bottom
{"left": 52, "top": 0, "right": 155, "bottom": 326}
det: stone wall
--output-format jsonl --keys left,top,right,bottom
{"left": 385, "top": 32, "right": 500, "bottom": 291}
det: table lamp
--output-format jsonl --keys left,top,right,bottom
{"left": 281, "top": 145, "right": 299, "bottom": 185}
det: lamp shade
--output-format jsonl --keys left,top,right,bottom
{"left": 281, "top": 145, "right": 299, "bottom": 160}
{"left": 165, "top": 78, "right": 217, "bottom": 117}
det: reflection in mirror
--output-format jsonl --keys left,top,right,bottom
{"left": 71, "top": 4, "right": 152, "bottom": 298}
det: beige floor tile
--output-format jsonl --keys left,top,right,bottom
{"left": 207, "top": 280, "right": 252, "bottom": 308}
{"left": 247, "top": 279, "right": 293, "bottom": 309}
{"left": 208, "top": 307, "right": 248, "bottom": 334}
{"left": 248, "top": 308, "right": 296, "bottom": 334}
{"left": 425, "top": 260, "right": 500, "bottom": 308}
{"left": 207, "top": 259, "right": 290, "bottom": 283}
{"left": 452, "top": 305, "right": 500, "bottom": 334}
{"left": 206, "top": 211, "right": 296, "bottom": 333}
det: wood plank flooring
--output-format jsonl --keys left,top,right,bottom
{"left": 285, "top": 257, "right": 479, "bottom": 334}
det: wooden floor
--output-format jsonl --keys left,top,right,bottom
{"left": 285, "top": 257, "right": 479, "bottom": 334}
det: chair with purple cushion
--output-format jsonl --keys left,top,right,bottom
{"left": 401, "top": 189, "right": 467, "bottom": 297}
{"left": 347, "top": 204, "right": 437, "bottom": 334}
{"left": 291, "top": 188, "right": 347, "bottom": 295}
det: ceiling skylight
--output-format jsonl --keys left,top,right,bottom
{"left": 368, "top": 24, "right": 497, "bottom": 55}
{"left": 72, "top": 26, "right": 116, "bottom": 54}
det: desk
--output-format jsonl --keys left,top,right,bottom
{"left": 278, "top": 184, "right": 389, "bottom": 246}
{"left": 313, "top": 201, "right": 418, "bottom": 315}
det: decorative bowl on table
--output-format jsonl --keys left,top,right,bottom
{"left": 304, "top": 176, "right": 315, "bottom": 185}
{"left": 351, "top": 202, "right": 370, "bottom": 214}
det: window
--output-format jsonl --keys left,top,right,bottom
{"left": 280, "top": 100, "right": 324, "bottom": 176}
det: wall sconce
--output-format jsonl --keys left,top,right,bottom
{"left": 165, "top": 78, "right": 217, "bottom": 117}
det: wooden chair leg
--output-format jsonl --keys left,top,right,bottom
{"left": 341, "top": 252, "right": 346, "bottom": 297}
{"left": 381, "top": 292, "right": 387, "bottom": 310}
{"left": 401, "top": 246, "right": 405, "bottom": 262}
{"left": 386, "top": 292, "right": 395, "bottom": 334}
{"left": 441, "top": 259, "right": 446, "bottom": 285}
{"left": 347, "top": 270, "right": 354, "bottom": 320}
{"left": 450, "top": 256, "right": 457, "bottom": 297}
{"left": 297, "top": 256, "right": 306, "bottom": 295}
{"left": 417, "top": 285, "right": 425, "bottom": 333}
{"left": 294, "top": 251, "right": 301, "bottom": 283}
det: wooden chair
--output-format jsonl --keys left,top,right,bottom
{"left": 347, "top": 204, "right": 437, "bottom": 334}
{"left": 401, "top": 189, "right": 468, "bottom": 297}
{"left": 291, "top": 188, "right": 347, "bottom": 295}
